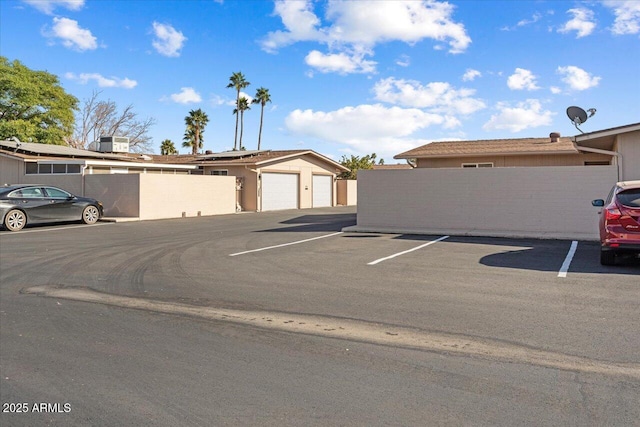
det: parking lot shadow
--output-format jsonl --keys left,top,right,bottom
{"left": 388, "top": 235, "right": 639, "bottom": 276}
{"left": 476, "top": 239, "right": 640, "bottom": 276}
{"left": 261, "top": 213, "right": 357, "bottom": 233}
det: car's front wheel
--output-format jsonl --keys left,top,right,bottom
{"left": 82, "top": 205, "right": 100, "bottom": 225}
{"left": 600, "top": 250, "right": 616, "bottom": 266}
{"left": 4, "top": 209, "right": 27, "bottom": 232}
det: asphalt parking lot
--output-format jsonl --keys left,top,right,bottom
{"left": 1, "top": 207, "right": 639, "bottom": 426}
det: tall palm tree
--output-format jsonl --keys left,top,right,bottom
{"left": 226, "top": 71, "right": 250, "bottom": 150}
{"left": 252, "top": 87, "right": 271, "bottom": 150}
{"left": 182, "top": 108, "right": 209, "bottom": 155}
{"left": 160, "top": 139, "right": 177, "bottom": 155}
{"left": 233, "top": 97, "right": 250, "bottom": 150}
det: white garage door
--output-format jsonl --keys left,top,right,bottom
{"left": 312, "top": 175, "right": 332, "bottom": 207}
{"left": 262, "top": 173, "right": 299, "bottom": 211}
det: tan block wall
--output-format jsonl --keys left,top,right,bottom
{"left": 85, "top": 174, "right": 140, "bottom": 217}
{"left": 337, "top": 179, "right": 357, "bottom": 206}
{"left": 139, "top": 174, "right": 235, "bottom": 219}
{"left": 84, "top": 174, "right": 236, "bottom": 219}
{"left": 350, "top": 166, "right": 619, "bottom": 240}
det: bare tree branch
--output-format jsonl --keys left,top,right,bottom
{"left": 72, "top": 91, "right": 155, "bottom": 152}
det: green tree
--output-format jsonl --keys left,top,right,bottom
{"left": 0, "top": 57, "right": 78, "bottom": 145}
{"left": 182, "top": 108, "right": 209, "bottom": 155}
{"left": 160, "top": 139, "right": 177, "bottom": 155}
{"left": 226, "top": 71, "right": 250, "bottom": 151}
{"left": 252, "top": 87, "right": 271, "bottom": 150}
{"left": 338, "top": 153, "right": 384, "bottom": 179}
{"left": 233, "top": 97, "right": 250, "bottom": 151}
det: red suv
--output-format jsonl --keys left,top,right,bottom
{"left": 592, "top": 180, "right": 640, "bottom": 265}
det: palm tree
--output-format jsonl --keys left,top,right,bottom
{"left": 226, "top": 71, "right": 250, "bottom": 150}
{"left": 233, "top": 97, "right": 250, "bottom": 151}
{"left": 160, "top": 139, "right": 177, "bottom": 155}
{"left": 182, "top": 108, "right": 209, "bottom": 155}
{"left": 252, "top": 87, "right": 271, "bottom": 150}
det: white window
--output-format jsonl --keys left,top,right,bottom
{"left": 210, "top": 170, "right": 228, "bottom": 176}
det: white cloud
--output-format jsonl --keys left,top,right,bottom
{"left": 168, "top": 87, "right": 202, "bottom": 104}
{"left": 558, "top": 8, "right": 596, "bottom": 38}
{"left": 285, "top": 104, "right": 444, "bottom": 159}
{"left": 557, "top": 65, "right": 601, "bottom": 90}
{"left": 550, "top": 86, "right": 562, "bottom": 94}
{"left": 395, "top": 54, "right": 411, "bottom": 67}
{"left": 44, "top": 17, "right": 97, "bottom": 51}
{"left": 23, "top": 0, "right": 84, "bottom": 15}
{"left": 261, "top": 0, "right": 326, "bottom": 52}
{"left": 462, "top": 69, "right": 481, "bottom": 82}
{"left": 322, "top": 1, "right": 471, "bottom": 53}
{"left": 501, "top": 11, "right": 549, "bottom": 31}
{"left": 372, "top": 77, "right": 486, "bottom": 115}
{"left": 603, "top": 0, "right": 640, "bottom": 35}
{"left": 483, "top": 99, "right": 554, "bottom": 132}
{"left": 507, "top": 68, "right": 540, "bottom": 91}
{"left": 152, "top": 22, "right": 186, "bottom": 57}
{"left": 65, "top": 72, "right": 137, "bottom": 88}
{"left": 305, "top": 50, "right": 377, "bottom": 74}
{"left": 262, "top": 0, "right": 471, "bottom": 74}
{"left": 226, "top": 92, "right": 253, "bottom": 106}
{"left": 517, "top": 12, "right": 542, "bottom": 28}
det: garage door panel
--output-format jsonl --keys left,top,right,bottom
{"left": 262, "top": 173, "right": 298, "bottom": 211}
{"left": 313, "top": 175, "right": 332, "bottom": 207}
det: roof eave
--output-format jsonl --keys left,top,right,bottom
{"left": 394, "top": 149, "right": 579, "bottom": 160}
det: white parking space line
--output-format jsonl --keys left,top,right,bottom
{"left": 558, "top": 241, "right": 578, "bottom": 278}
{"left": 368, "top": 235, "right": 449, "bottom": 265}
{"left": 229, "top": 231, "right": 343, "bottom": 257}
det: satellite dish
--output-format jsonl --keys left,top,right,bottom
{"left": 566, "top": 106, "right": 596, "bottom": 133}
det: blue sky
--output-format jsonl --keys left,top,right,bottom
{"left": 1, "top": 0, "right": 639, "bottom": 162}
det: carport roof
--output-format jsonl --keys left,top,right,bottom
{"left": 394, "top": 137, "right": 578, "bottom": 159}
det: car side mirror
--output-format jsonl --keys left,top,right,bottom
{"left": 592, "top": 199, "right": 604, "bottom": 207}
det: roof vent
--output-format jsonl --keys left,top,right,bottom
{"left": 550, "top": 132, "right": 561, "bottom": 143}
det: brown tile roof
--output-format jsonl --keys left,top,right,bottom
{"left": 372, "top": 163, "right": 413, "bottom": 170}
{"left": 394, "top": 137, "right": 578, "bottom": 159}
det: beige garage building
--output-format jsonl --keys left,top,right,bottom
{"left": 152, "top": 149, "right": 349, "bottom": 212}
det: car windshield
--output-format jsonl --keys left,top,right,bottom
{"left": 617, "top": 188, "right": 640, "bottom": 207}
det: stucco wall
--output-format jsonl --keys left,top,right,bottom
{"left": 0, "top": 156, "right": 23, "bottom": 185}
{"left": 617, "top": 132, "right": 640, "bottom": 180}
{"left": 337, "top": 179, "right": 357, "bottom": 206}
{"left": 84, "top": 174, "right": 236, "bottom": 219}
{"left": 347, "top": 166, "right": 619, "bottom": 240}
{"left": 416, "top": 152, "right": 611, "bottom": 168}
